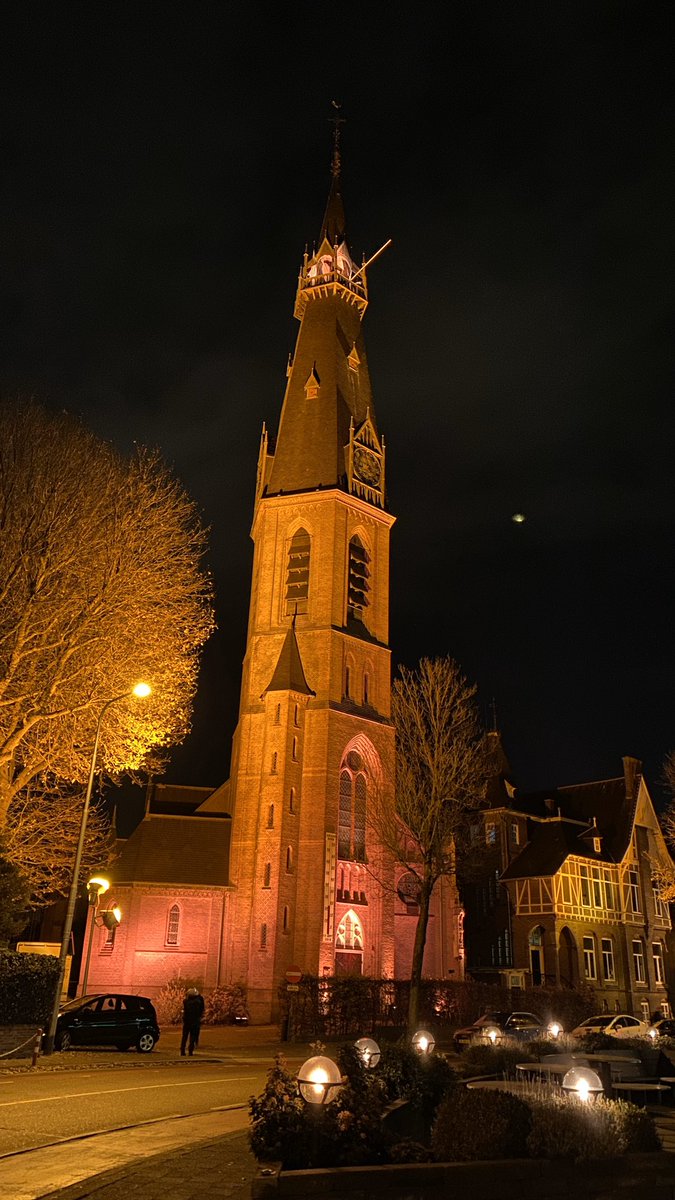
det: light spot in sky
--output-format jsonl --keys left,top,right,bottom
{"left": 511, "top": 513, "right": 526, "bottom": 524}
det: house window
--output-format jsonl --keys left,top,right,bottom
{"left": 653, "top": 880, "right": 669, "bottom": 920}
{"left": 601, "top": 937, "right": 615, "bottom": 981}
{"left": 286, "top": 846, "right": 293, "bottom": 873}
{"left": 485, "top": 822, "right": 496, "bottom": 845}
{"left": 632, "top": 939, "right": 646, "bottom": 983}
{"left": 653, "top": 942, "right": 666, "bottom": 985}
{"left": 267, "top": 804, "right": 274, "bottom": 828}
{"left": 591, "top": 866, "right": 603, "bottom": 908}
{"left": 628, "top": 869, "right": 641, "bottom": 913}
{"left": 511, "top": 821, "right": 520, "bottom": 846}
{"left": 583, "top": 935, "right": 597, "bottom": 980}
{"left": 166, "top": 904, "right": 180, "bottom": 946}
{"left": 593, "top": 837, "right": 602, "bottom": 853}
{"left": 579, "top": 865, "right": 590, "bottom": 907}
{"left": 289, "top": 787, "right": 296, "bottom": 814}
{"left": 260, "top": 923, "right": 267, "bottom": 949}
{"left": 283, "top": 906, "right": 289, "bottom": 933}
{"left": 285, "top": 528, "right": 311, "bottom": 615}
{"left": 347, "top": 536, "right": 370, "bottom": 617}
{"left": 603, "top": 871, "right": 615, "bottom": 911}
{"left": 263, "top": 863, "right": 271, "bottom": 888}
{"left": 337, "top": 749, "right": 367, "bottom": 862}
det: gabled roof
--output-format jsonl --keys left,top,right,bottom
{"left": 262, "top": 620, "right": 315, "bottom": 697}
{"left": 109, "top": 814, "right": 232, "bottom": 888}
{"left": 501, "top": 819, "right": 597, "bottom": 881}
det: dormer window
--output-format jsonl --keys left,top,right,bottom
{"left": 593, "top": 837, "right": 602, "bottom": 853}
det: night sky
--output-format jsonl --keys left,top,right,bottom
{"left": 2, "top": 4, "right": 673, "bottom": 822}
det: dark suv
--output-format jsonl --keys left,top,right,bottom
{"left": 54, "top": 993, "right": 160, "bottom": 1052}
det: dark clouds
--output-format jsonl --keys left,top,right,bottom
{"left": 1, "top": 3, "right": 672, "bottom": 803}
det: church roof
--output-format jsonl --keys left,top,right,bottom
{"left": 109, "top": 813, "right": 232, "bottom": 888}
{"left": 263, "top": 620, "right": 315, "bottom": 696}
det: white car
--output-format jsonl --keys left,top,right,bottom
{"left": 571, "top": 1013, "right": 649, "bottom": 1039}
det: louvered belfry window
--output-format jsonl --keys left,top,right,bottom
{"left": 286, "top": 529, "right": 311, "bottom": 614}
{"left": 348, "top": 536, "right": 370, "bottom": 617}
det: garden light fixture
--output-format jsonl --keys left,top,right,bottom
{"left": 412, "top": 1029, "right": 435, "bottom": 1055}
{"left": 297, "top": 1055, "right": 342, "bottom": 1105}
{"left": 548, "top": 1021, "right": 562, "bottom": 1039}
{"left": 648, "top": 1027, "right": 658, "bottom": 1040}
{"left": 562, "top": 1066, "right": 603, "bottom": 1102}
{"left": 486, "top": 1026, "right": 500, "bottom": 1044}
{"left": 354, "top": 1037, "right": 380, "bottom": 1068}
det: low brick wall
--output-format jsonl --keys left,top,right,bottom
{"left": 0, "top": 1025, "right": 42, "bottom": 1060}
{"left": 253, "top": 1153, "right": 675, "bottom": 1200}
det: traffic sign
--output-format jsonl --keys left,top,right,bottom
{"left": 285, "top": 964, "right": 302, "bottom": 984}
{"left": 286, "top": 983, "right": 300, "bottom": 992}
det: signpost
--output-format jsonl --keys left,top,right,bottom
{"left": 285, "top": 965, "right": 302, "bottom": 1041}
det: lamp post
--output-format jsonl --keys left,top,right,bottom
{"left": 43, "top": 683, "right": 151, "bottom": 1054}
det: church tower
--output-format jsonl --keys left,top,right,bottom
{"left": 223, "top": 130, "right": 397, "bottom": 1021}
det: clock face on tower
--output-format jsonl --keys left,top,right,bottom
{"left": 353, "top": 446, "right": 381, "bottom": 486}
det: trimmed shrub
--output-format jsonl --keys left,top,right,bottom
{"left": 604, "top": 1098, "right": 662, "bottom": 1154}
{"left": 431, "top": 1086, "right": 532, "bottom": 1161}
{"left": 203, "top": 983, "right": 249, "bottom": 1025}
{"left": 377, "top": 1043, "right": 455, "bottom": 1114}
{"left": 249, "top": 1054, "right": 308, "bottom": 1167}
{"left": 526, "top": 1092, "right": 660, "bottom": 1162}
{"left": 0, "top": 950, "right": 60, "bottom": 1025}
{"left": 455, "top": 1039, "right": 534, "bottom": 1080}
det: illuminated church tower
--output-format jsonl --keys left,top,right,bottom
{"left": 223, "top": 131, "right": 397, "bottom": 1020}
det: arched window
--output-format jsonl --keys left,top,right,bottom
{"left": 345, "top": 665, "right": 351, "bottom": 699}
{"left": 263, "top": 862, "right": 271, "bottom": 888}
{"left": 363, "top": 673, "right": 369, "bottom": 706}
{"left": 267, "top": 803, "right": 274, "bottom": 829}
{"left": 275, "top": 703, "right": 281, "bottom": 725}
{"left": 347, "top": 536, "right": 370, "bottom": 617}
{"left": 286, "top": 528, "right": 311, "bottom": 615}
{"left": 294, "top": 704, "right": 299, "bottom": 727}
{"left": 260, "top": 923, "right": 267, "bottom": 949}
{"left": 292, "top": 737, "right": 298, "bottom": 761}
{"left": 289, "top": 787, "right": 296, "bottom": 814}
{"left": 166, "top": 904, "right": 180, "bottom": 947}
{"left": 286, "top": 846, "right": 293, "bottom": 873}
{"left": 336, "top": 909, "right": 364, "bottom": 950}
{"left": 271, "top": 751, "right": 277, "bottom": 774}
{"left": 337, "top": 750, "right": 367, "bottom": 862}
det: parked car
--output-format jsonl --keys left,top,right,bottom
{"left": 53, "top": 993, "right": 160, "bottom": 1052}
{"left": 648, "top": 1017, "right": 675, "bottom": 1039}
{"left": 570, "top": 1013, "right": 649, "bottom": 1039}
{"left": 453, "top": 1010, "right": 557, "bottom": 1051}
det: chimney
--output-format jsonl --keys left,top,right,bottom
{"left": 622, "top": 756, "right": 641, "bottom": 800}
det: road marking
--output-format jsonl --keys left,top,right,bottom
{"left": 0, "top": 1075, "right": 256, "bottom": 1108}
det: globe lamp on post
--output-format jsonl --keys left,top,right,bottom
{"left": 562, "top": 1066, "right": 603, "bottom": 1102}
{"left": 354, "top": 1037, "right": 380, "bottom": 1068}
{"left": 297, "top": 1055, "right": 342, "bottom": 1105}
{"left": 43, "top": 683, "right": 151, "bottom": 1054}
{"left": 412, "top": 1029, "right": 435, "bottom": 1055}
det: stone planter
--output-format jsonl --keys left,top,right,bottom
{"left": 252, "top": 1153, "right": 675, "bottom": 1200}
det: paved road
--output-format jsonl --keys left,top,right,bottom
{"left": 0, "top": 1061, "right": 266, "bottom": 1156}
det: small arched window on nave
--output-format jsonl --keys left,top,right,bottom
{"left": 166, "top": 904, "right": 180, "bottom": 947}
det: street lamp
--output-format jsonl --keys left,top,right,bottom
{"left": 43, "top": 683, "right": 151, "bottom": 1054}
{"left": 80, "top": 875, "right": 122, "bottom": 997}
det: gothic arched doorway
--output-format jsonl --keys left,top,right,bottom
{"left": 335, "top": 909, "right": 364, "bottom": 976}
{"left": 558, "top": 926, "right": 578, "bottom": 987}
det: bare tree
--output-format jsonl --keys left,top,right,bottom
{"left": 371, "top": 656, "right": 489, "bottom": 1033}
{"left": 0, "top": 400, "right": 215, "bottom": 895}
{"left": 652, "top": 751, "right": 675, "bottom": 901}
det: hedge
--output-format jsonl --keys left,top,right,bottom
{"left": 0, "top": 951, "right": 60, "bottom": 1025}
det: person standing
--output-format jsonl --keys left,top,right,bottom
{"left": 181, "top": 986, "right": 205, "bottom": 1056}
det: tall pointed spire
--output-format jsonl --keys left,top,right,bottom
{"left": 320, "top": 101, "right": 347, "bottom": 246}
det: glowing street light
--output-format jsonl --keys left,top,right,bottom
{"left": 43, "top": 683, "right": 151, "bottom": 1054}
{"left": 297, "top": 1055, "right": 342, "bottom": 1105}
{"left": 412, "top": 1029, "right": 435, "bottom": 1055}
{"left": 354, "top": 1037, "right": 381, "bottom": 1068}
{"left": 80, "top": 876, "right": 122, "bottom": 996}
{"left": 562, "top": 1066, "right": 603, "bottom": 1102}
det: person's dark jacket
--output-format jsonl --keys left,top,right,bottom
{"left": 183, "top": 993, "right": 205, "bottom": 1025}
